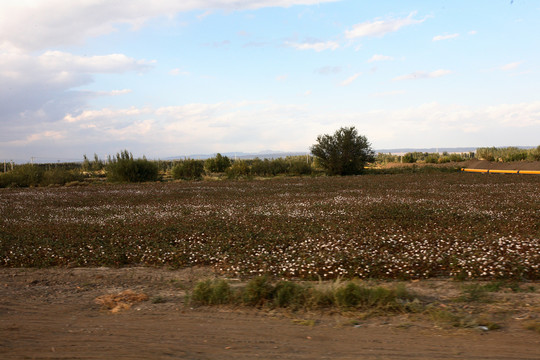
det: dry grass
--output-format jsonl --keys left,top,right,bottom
{"left": 94, "top": 290, "right": 149, "bottom": 313}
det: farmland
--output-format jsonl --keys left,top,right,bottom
{"left": 1, "top": 173, "right": 539, "bottom": 280}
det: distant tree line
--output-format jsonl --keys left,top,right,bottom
{"left": 1, "top": 134, "right": 539, "bottom": 187}
{"left": 377, "top": 151, "right": 475, "bottom": 164}
{"left": 476, "top": 146, "right": 540, "bottom": 162}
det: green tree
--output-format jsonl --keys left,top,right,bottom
{"left": 310, "top": 127, "right": 375, "bottom": 175}
{"left": 172, "top": 159, "right": 204, "bottom": 180}
{"left": 204, "top": 153, "right": 231, "bottom": 173}
{"left": 106, "top": 150, "right": 159, "bottom": 182}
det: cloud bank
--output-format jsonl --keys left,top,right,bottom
{"left": 3, "top": 100, "right": 539, "bottom": 161}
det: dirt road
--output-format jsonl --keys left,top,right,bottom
{"left": 1, "top": 267, "right": 539, "bottom": 359}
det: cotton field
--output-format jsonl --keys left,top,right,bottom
{"left": 0, "top": 173, "right": 538, "bottom": 280}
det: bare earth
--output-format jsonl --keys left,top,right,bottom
{"left": 1, "top": 267, "right": 539, "bottom": 359}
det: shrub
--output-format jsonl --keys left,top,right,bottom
{"left": 250, "top": 158, "right": 272, "bottom": 177}
{"left": 226, "top": 160, "right": 250, "bottom": 179}
{"left": 425, "top": 154, "right": 439, "bottom": 164}
{"left": 0, "top": 164, "right": 43, "bottom": 187}
{"left": 273, "top": 281, "right": 307, "bottom": 308}
{"left": 241, "top": 276, "right": 274, "bottom": 306}
{"left": 106, "top": 150, "right": 159, "bottom": 183}
{"left": 287, "top": 156, "right": 313, "bottom": 176}
{"left": 41, "top": 168, "right": 84, "bottom": 186}
{"left": 528, "top": 146, "right": 540, "bottom": 161}
{"left": 204, "top": 153, "right": 231, "bottom": 173}
{"left": 172, "top": 159, "right": 204, "bottom": 180}
{"left": 402, "top": 153, "right": 417, "bottom": 163}
{"left": 334, "top": 282, "right": 410, "bottom": 310}
{"left": 191, "top": 279, "right": 232, "bottom": 305}
{"left": 311, "top": 126, "right": 375, "bottom": 175}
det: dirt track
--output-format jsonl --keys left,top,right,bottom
{"left": 1, "top": 267, "right": 539, "bottom": 359}
{"left": 463, "top": 160, "right": 540, "bottom": 171}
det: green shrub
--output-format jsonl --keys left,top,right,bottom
{"left": 425, "top": 154, "right": 439, "bottom": 164}
{"left": 528, "top": 146, "right": 540, "bottom": 161}
{"left": 41, "top": 168, "right": 84, "bottom": 186}
{"left": 250, "top": 158, "right": 272, "bottom": 177}
{"left": 106, "top": 150, "right": 159, "bottom": 183}
{"left": 287, "top": 157, "right": 313, "bottom": 176}
{"left": 172, "top": 159, "right": 204, "bottom": 180}
{"left": 191, "top": 279, "right": 232, "bottom": 305}
{"left": 204, "top": 153, "right": 231, "bottom": 173}
{"left": 242, "top": 276, "right": 274, "bottom": 306}
{"left": 226, "top": 160, "right": 250, "bottom": 179}
{"left": 402, "top": 153, "right": 417, "bottom": 163}
{"left": 0, "top": 164, "right": 43, "bottom": 187}
{"left": 273, "top": 281, "right": 306, "bottom": 308}
{"left": 334, "top": 282, "right": 410, "bottom": 310}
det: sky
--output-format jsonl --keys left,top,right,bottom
{"left": 1, "top": 0, "right": 539, "bottom": 162}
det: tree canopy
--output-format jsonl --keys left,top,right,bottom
{"left": 310, "top": 127, "right": 375, "bottom": 175}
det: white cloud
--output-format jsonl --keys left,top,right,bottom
{"left": 345, "top": 11, "right": 427, "bottom": 39}
{"left": 432, "top": 33, "right": 459, "bottom": 41}
{"left": 286, "top": 41, "right": 339, "bottom": 51}
{"left": 3, "top": 100, "right": 539, "bottom": 161}
{"left": 94, "top": 89, "right": 133, "bottom": 96}
{"left": 340, "top": 73, "right": 361, "bottom": 86}
{"left": 500, "top": 61, "right": 524, "bottom": 71}
{"left": 276, "top": 74, "right": 289, "bottom": 81}
{"left": 468, "top": 30, "right": 478, "bottom": 35}
{"left": 371, "top": 90, "right": 405, "bottom": 97}
{"left": 0, "top": 0, "right": 341, "bottom": 51}
{"left": 0, "top": 47, "right": 150, "bottom": 126}
{"left": 314, "top": 66, "right": 342, "bottom": 75}
{"left": 393, "top": 69, "right": 451, "bottom": 81}
{"left": 169, "top": 68, "right": 190, "bottom": 76}
{"left": 367, "top": 54, "right": 394, "bottom": 63}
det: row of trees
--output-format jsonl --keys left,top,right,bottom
{"left": 0, "top": 165, "right": 84, "bottom": 188}
{"left": 476, "top": 146, "right": 540, "bottom": 162}
{"left": 377, "top": 152, "right": 475, "bottom": 164}
{"left": 3, "top": 127, "right": 539, "bottom": 186}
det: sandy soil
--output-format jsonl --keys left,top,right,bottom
{"left": 1, "top": 267, "right": 539, "bottom": 359}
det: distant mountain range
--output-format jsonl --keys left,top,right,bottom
{"left": 166, "top": 147, "right": 534, "bottom": 160}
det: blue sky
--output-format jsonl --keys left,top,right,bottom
{"left": 1, "top": 0, "right": 539, "bottom": 162}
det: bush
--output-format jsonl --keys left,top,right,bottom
{"left": 250, "top": 158, "right": 272, "bottom": 177}
{"left": 189, "top": 278, "right": 416, "bottom": 313}
{"left": 172, "top": 159, "right": 204, "bottom": 180}
{"left": 0, "top": 165, "right": 84, "bottom": 188}
{"left": 402, "top": 153, "right": 417, "bottom": 163}
{"left": 191, "top": 279, "right": 232, "bottom": 305}
{"left": 226, "top": 160, "right": 250, "bottom": 179}
{"left": 204, "top": 153, "right": 231, "bottom": 173}
{"left": 41, "top": 168, "right": 84, "bottom": 186}
{"left": 334, "top": 282, "right": 410, "bottom": 310}
{"left": 528, "top": 146, "right": 540, "bottom": 161}
{"left": 311, "top": 126, "right": 375, "bottom": 175}
{"left": 241, "top": 276, "right": 274, "bottom": 306}
{"left": 273, "top": 281, "right": 307, "bottom": 308}
{"left": 287, "top": 156, "right": 313, "bottom": 176}
{"left": 106, "top": 150, "right": 159, "bottom": 183}
{"left": 0, "top": 164, "right": 43, "bottom": 187}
